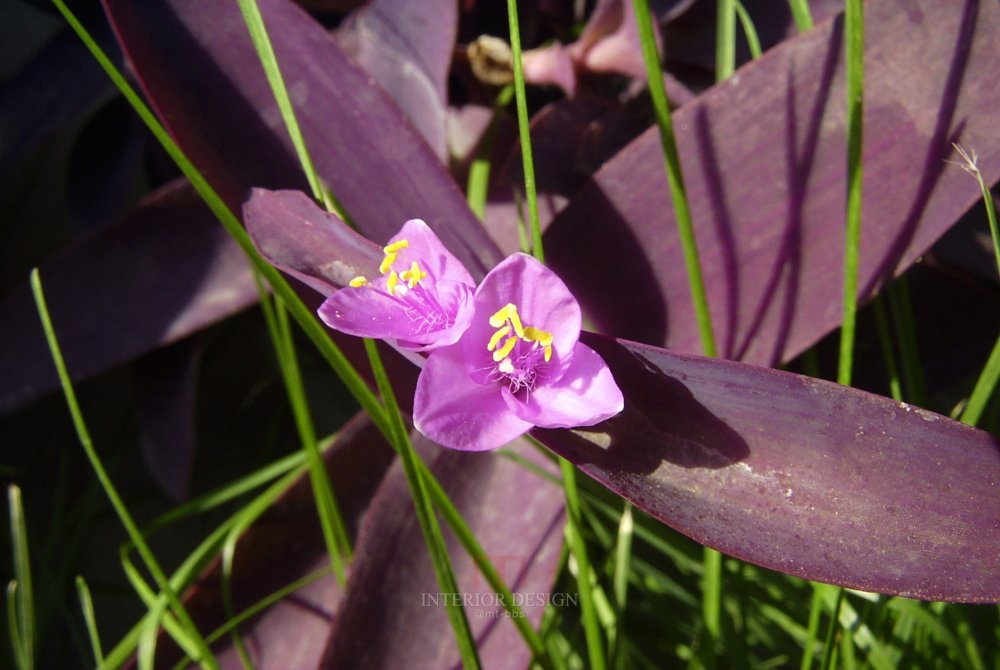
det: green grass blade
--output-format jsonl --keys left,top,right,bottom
{"left": 733, "top": 1, "right": 762, "bottom": 60}
{"left": 800, "top": 585, "right": 825, "bottom": 670}
{"left": 75, "top": 576, "right": 104, "bottom": 667}
{"left": 837, "top": 0, "right": 864, "bottom": 387}
{"left": 273, "top": 294, "right": 351, "bottom": 582}
{"left": 633, "top": 0, "right": 717, "bottom": 358}
{"left": 31, "top": 269, "right": 219, "bottom": 670}
{"left": 871, "top": 297, "right": 903, "bottom": 401}
{"left": 467, "top": 85, "right": 514, "bottom": 219}
{"left": 716, "top": 0, "right": 736, "bottom": 81}
{"left": 610, "top": 502, "right": 634, "bottom": 670}
{"left": 951, "top": 145, "right": 1000, "bottom": 276}
{"left": 886, "top": 278, "right": 925, "bottom": 406}
{"left": 7, "top": 485, "right": 34, "bottom": 670}
{"left": 559, "top": 458, "right": 607, "bottom": 670}
{"left": 363, "top": 339, "right": 481, "bottom": 670}
{"left": 787, "top": 0, "right": 814, "bottom": 32}
{"left": 236, "top": 0, "right": 342, "bottom": 217}
{"left": 506, "top": 0, "right": 544, "bottom": 261}
{"left": 221, "top": 526, "right": 255, "bottom": 669}
{"left": 961, "top": 333, "right": 1000, "bottom": 427}
{"left": 819, "top": 588, "right": 844, "bottom": 670}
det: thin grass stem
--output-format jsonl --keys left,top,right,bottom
{"left": 467, "top": 85, "right": 514, "bottom": 219}
{"left": 7, "top": 485, "right": 34, "bottom": 670}
{"left": 506, "top": 0, "right": 543, "bottom": 261}
{"left": 363, "top": 339, "right": 482, "bottom": 670}
{"left": 236, "top": 0, "right": 344, "bottom": 218}
{"left": 787, "top": 0, "right": 814, "bottom": 32}
{"left": 75, "top": 576, "right": 104, "bottom": 668}
{"left": 886, "top": 278, "right": 925, "bottom": 406}
{"left": 961, "top": 334, "right": 1000, "bottom": 427}
{"left": 633, "top": 0, "right": 717, "bottom": 358}
{"left": 716, "top": 0, "right": 736, "bottom": 81}
{"left": 837, "top": 0, "right": 864, "bottom": 387}
{"left": 871, "top": 297, "right": 903, "bottom": 401}
{"left": 733, "top": 1, "right": 762, "bottom": 60}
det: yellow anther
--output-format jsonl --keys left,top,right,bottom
{"left": 488, "top": 325, "right": 511, "bottom": 351}
{"left": 386, "top": 270, "right": 400, "bottom": 295}
{"left": 348, "top": 276, "right": 368, "bottom": 287}
{"left": 492, "top": 336, "right": 517, "bottom": 362}
{"left": 543, "top": 345, "right": 552, "bottom": 362}
{"left": 489, "top": 303, "right": 524, "bottom": 337}
{"left": 383, "top": 239, "right": 410, "bottom": 254}
{"left": 489, "top": 303, "right": 514, "bottom": 328}
{"left": 400, "top": 261, "right": 428, "bottom": 288}
{"left": 379, "top": 252, "right": 397, "bottom": 275}
{"left": 522, "top": 326, "right": 553, "bottom": 347}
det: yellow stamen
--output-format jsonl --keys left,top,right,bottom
{"left": 488, "top": 325, "right": 511, "bottom": 351}
{"left": 386, "top": 270, "right": 400, "bottom": 295}
{"left": 379, "top": 252, "right": 397, "bottom": 275}
{"left": 383, "top": 239, "right": 409, "bottom": 254}
{"left": 543, "top": 345, "right": 552, "bottom": 362}
{"left": 522, "top": 326, "right": 553, "bottom": 347}
{"left": 492, "top": 336, "right": 517, "bottom": 362}
{"left": 349, "top": 276, "right": 368, "bottom": 287}
{"left": 489, "top": 303, "right": 524, "bottom": 337}
{"left": 400, "top": 261, "right": 428, "bottom": 288}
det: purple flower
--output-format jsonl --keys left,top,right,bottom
{"left": 318, "top": 219, "right": 476, "bottom": 351}
{"left": 414, "top": 253, "right": 624, "bottom": 451}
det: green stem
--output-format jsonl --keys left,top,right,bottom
{"left": 837, "top": 0, "right": 864, "bottom": 388}
{"left": 633, "top": 0, "right": 717, "bottom": 358}
{"left": 506, "top": 0, "right": 544, "bottom": 261}
{"left": 363, "top": 340, "right": 482, "bottom": 670}
{"left": 559, "top": 458, "right": 606, "bottom": 670}
{"left": 787, "top": 0, "right": 814, "bottom": 32}
{"left": 716, "top": 0, "right": 736, "bottom": 81}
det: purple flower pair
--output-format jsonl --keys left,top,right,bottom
{"left": 319, "top": 221, "right": 624, "bottom": 451}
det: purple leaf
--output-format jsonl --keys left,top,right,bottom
{"left": 244, "top": 188, "right": 382, "bottom": 296}
{"left": 335, "top": 0, "right": 456, "bottom": 161}
{"left": 135, "top": 337, "right": 203, "bottom": 501}
{"left": 0, "top": 181, "right": 258, "bottom": 413}
{"left": 321, "top": 436, "right": 564, "bottom": 669}
{"left": 535, "top": 333, "right": 1000, "bottom": 602}
{"left": 544, "top": 0, "right": 1000, "bottom": 365}
{"left": 103, "top": 0, "right": 502, "bottom": 277}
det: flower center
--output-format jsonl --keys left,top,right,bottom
{"left": 349, "top": 240, "right": 450, "bottom": 334}
{"left": 486, "top": 303, "right": 553, "bottom": 393}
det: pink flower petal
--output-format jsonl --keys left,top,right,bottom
{"left": 505, "top": 342, "right": 624, "bottom": 428}
{"left": 461, "top": 253, "right": 581, "bottom": 369}
{"left": 392, "top": 219, "right": 475, "bottom": 287}
{"left": 414, "top": 344, "right": 532, "bottom": 451}
{"left": 318, "top": 279, "right": 474, "bottom": 350}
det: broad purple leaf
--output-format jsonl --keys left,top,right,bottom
{"left": 544, "top": 0, "right": 1000, "bottom": 365}
{"left": 103, "top": 0, "right": 502, "bottom": 278}
{"left": 535, "top": 333, "right": 1000, "bottom": 602}
{"left": 335, "top": 0, "right": 456, "bottom": 161}
{"left": 151, "top": 413, "right": 396, "bottom": 668}
{"left": 0, "top": 180, "right": 258, "bottom": 413}
{"left": 321, "top": 436, "right": 564, "bottom": 669}
{"left": 135, "top": 337, "right": 203, "bottom": 501}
